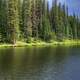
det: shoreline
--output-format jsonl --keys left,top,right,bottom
{"left": 0, "top": 40, "right": 80, "bottom": 48}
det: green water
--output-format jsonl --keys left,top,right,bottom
{"left": 0, "top": 45, "right": 80, "bottom": 80}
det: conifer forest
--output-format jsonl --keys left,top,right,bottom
{"left": 0, "top": 0, "right": 80, "bottom": 44}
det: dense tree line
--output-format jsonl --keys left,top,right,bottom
{"left": 0, "top": 0, "right": 80, "bottom": 44}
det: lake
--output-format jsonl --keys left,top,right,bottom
{"left": 0, "top": 45, "right": 80, "bottom": 80}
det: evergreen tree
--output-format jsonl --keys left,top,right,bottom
{"left": 58, "top": 2, "right": 64, "bottom": 40}
{"left": 52, "top": 0, "right": 62, "bottom": 41}
{"left": 42, "top": 0, "right": 52, "bottom": 41}
{"left": 35, "top": 0, "right": 43, "bottom": 39}
{"left": 72, "top": 13, "right": 78, "bottom": 39}
{"left": 77, "top": 15, "right": 80, "bottom": 39}
{"left": 62, "top": 5, "right": 70, "bottom": 39}
{"left": 0, "top": 0, "right": 7, "bottom": 42}
{"left": 18, "top": 0, "right": 23, "bottom": 39}
{"left": 22, "top": 0, "right": 32, "bottom": 42}
{"left": 0, "top": 0, "right": 3, "bottom": 42}
{"left": 31, "top": 0, "right": 38, "bottom": 39}
{"left": 7, "top": 0, "right": 19, "bottom": 44}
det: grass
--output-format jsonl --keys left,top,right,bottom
{"left": 0, "top": 40, "right": 80, "bottom": 48}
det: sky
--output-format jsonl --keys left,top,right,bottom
{"left": 48, "top": 0, "right": 80, "bottom": 16}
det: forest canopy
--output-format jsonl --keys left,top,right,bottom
{"left": 0, "top": 0, "right": 80, "bottom": 44}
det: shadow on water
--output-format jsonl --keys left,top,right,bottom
{"left": 0, "top": 45, "right": 80, "bottom": 80}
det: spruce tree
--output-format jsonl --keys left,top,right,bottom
{"left": 58, "top": 2, "right": 64, "bottom": 40}
{"left": 77, "top": 15, "right": 80, "bottom": 39}
{"left": 0, "top": 0, "right": 7, "bottom": 42}
{"left": 31, "top": 0, "right": 38, "bottom": 39}
{"left": 72, "top": 13, "right": 78, "bottom": 39}
{"left": 35, "top": 0, "right": 43, "bottom": 39}
{"left": 22, "top": 0, "right": 32, "bottom": 42}
{"left": 62, "top": 5, "right": 70, "bottom": 39}
{"left": 7, "top": 0, "right": 19, "bottom": 44}
{"left": 42, "top": 0, "right": 52, "bottom": 41}
{"left": 0, "top": 0, "right": 3, "bottom": 42}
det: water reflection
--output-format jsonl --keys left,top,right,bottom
{"left": 0, "top": 46, "right": 79, "bottom": 80}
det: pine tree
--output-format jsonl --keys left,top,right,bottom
{"left": 72, "top": 13, "right": 78, "bottom": 39}
{"left": 52, "top": 0, "right": 62, "bottom": 41}
{"left": 18, "top": 0, "right": 23, "bottom": 39}
{"left": 31, "top": 0, "right": 38, "bottom": 39}
{"left": 42, "top": 0, "right": 52, "bottom": 41}
{"left": 22, "top": 0, "right": 32, "bottom": 42}
{"left": 62, "top": 5, "right": 70, "bottom": 39}
{"left": 0, "top": 0, "right": 7, "bottom": 42}
{"left": 0, "top": 0, "right": 3, "bottom": 42}
{"left": 58, "top": 2, "right": 64, "bottom": 40}
{"left": 35, "top": 0, "right": 43, "bottom": 39}
{"left": 7, "top": 0, "right": 19, "bottom": 44}
{"left": 77, "top": 15, "right": 80, "bottom": 39}
{"left": 65, "top": 6, "right": 70, "bottom": 39}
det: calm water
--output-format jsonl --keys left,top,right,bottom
{"left": 0, "top": 45, "right": 80, "bottom": 80}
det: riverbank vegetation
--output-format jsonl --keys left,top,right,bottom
{"left": 0, "top": 40, "right": 80, "bottom": 48}
{"left": 0, "top": 0, "right": 80, "bottom": 46}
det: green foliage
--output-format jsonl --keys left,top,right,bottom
{"left": 22, "top": 0, "right": 32, "bottom": 39}
{"left": 7, "top": 0, "right": 19, "bottom": 44}
{"left": 42, "top": 16, "right": 52, "bottom": 41}
{"left": 0, "top": 0, "right": 80, "bottom": 44}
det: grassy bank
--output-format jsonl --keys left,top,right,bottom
{"left": 0, "top": 40, "right": 80, "bottom": 48}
